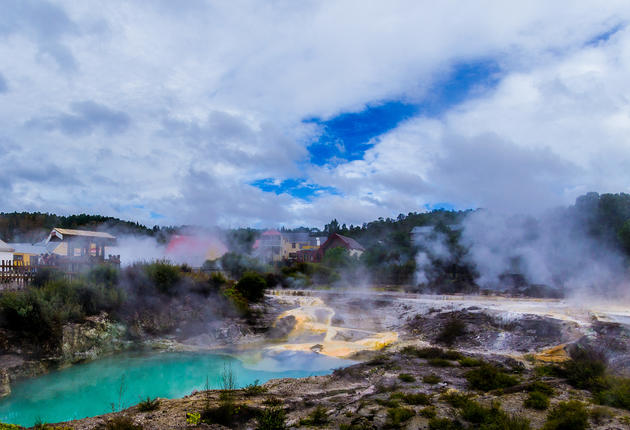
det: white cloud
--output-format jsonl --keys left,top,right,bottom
{"left": 1, "top": 1, "right": 630, "bottom": 227}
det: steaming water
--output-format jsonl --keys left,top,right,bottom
{"left": 0, "top": 350, "right": 350, "bottom": 427}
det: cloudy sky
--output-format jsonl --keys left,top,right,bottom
{"left": 2, "top": 1, "right": 630, "bottom": 228}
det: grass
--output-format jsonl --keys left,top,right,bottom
{"left": 428, "top": 418, "right": 464, "bottom": 429}
{"left": 385, "top": 406, "right": 415, "bottom": 428}
{"left": 436, "top": 319, "right": 467, "bottom": 346}
{"left": 464, "top": 364, "right": 519, "bottom": 391}
{"left": 401, "top": 346, "right": 462, "bottom": 360}
{"left": 257, "top": 405, "right": 286, "bottom": 430}
{"left": 524, "top": 391, "right": 549, "bottom": 410}
{"left": 419, "top": 406, "right": 437, "bottom": 418}
{"left": 460, "top": 401, "right": 530, "bottom": 429}
{"left": 300, "top": 405, "right": 329, "bottom": 426}
{"left": 441, "top": 392, "right": 471, "bottom": 409}
{"left": 104, "top": 416, "right": 143, "bottom": 430}
{"left": 589, "top": 406, "right": 613, "bottom": 425}
{"left": 398, "top": 373, "right": 416, "bottom": 383}
{"left": 458, "top": 357, "right": 485, "bottom": 367}
{"left": 244, "top": 379, "right": 268, "bottom": 396}
{"left": 390, "top": 391, "right": 432, "bottom": 405}
{"left": 527, "top": 380, "right": 554, "bottom": 396}
{"left": 137, "top": 397, "right": 159, "bottom": 412}
{"left": 423, "top": 374, "right": 441, "bottom": 384}
{"left": 543, "top": 401, "right": 588, "bottom": 430}
{"left": 428, "top": 358, "right": 454, "bottom": 367}
{"left": 596, "top": 376, "right": 630, "bottom": 410}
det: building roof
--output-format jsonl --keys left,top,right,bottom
{"left": 51, "top": 228, "right": 116, "bottom": 239}
{"left": 0, "top": 239, "right": 14, "bottom": 253}
{"left": 327, "top": 233, "right": 365, "bottom": 251}
{"left": 8, "top": 243, "right": 45, "bottom": 254}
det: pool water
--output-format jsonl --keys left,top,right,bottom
{"left": 0, "top": 350, "right": 349, "bottom": 427}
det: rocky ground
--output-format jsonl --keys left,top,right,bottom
{"left": 5, "top": 290, "right": 630, "bottom": 429}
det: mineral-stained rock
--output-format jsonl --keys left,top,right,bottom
{"left": 61, "top": 312, "right": 127, "bottom": 363}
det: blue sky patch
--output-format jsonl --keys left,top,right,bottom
{"left": 305, "top": 59, "right": 501, "bottom": 167}
{"left": 585, "top": 24, "right": 624, "bottom": 46}
{"left": 424, "top": 202, "right": 456, "bottom": 211}
{"left": 251, "top": 178, "right": 340, "bottom": 200}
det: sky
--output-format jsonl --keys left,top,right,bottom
{"left": 1, "top": 1, "right": 630, "bottom": 228}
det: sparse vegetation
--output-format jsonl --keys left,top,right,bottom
{"left": 244, "top": 379, "right": 268, "bottom": 396}
{"left": 104, "top": 415, "right": 143, "bottom": 430}
{"left": 524, "top": 391, "right": 549, "bottom": 410}
{"left": 428, "top": 417, "right": 464, "bottom": 430}
{"left": 136, "top": 397, "right": 160, "bottom": 412}
{"left": 385, "top": 406, "right": 415, "bottom": 428}
{"left": 390, "top": 391, "right": 432, "bottom": 405}
{"left": 436, "top": 319, "right": 467, "bottom": 346}
{"left": 543, "top": 401, "right": 588, "bottom": 430}
{"left": 423, "top": 374, "right": 441, "bottom": 384}
{"left": 300, "top": 406, "right": 329, "bottom": 426}
{"left": 401, "top": 346, "right": 462, "bottom": 360}
{"left": 397, "top": 373, "right": 415, "bottom": 383}
{"left": 257, "top": 405, "right": 286, "bottom": 430}
{"left": 465, "top": 364, "right": 519, "bottom": 391}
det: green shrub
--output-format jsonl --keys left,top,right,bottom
{"left": 423, "top": 374, "right": 441, "bottom": 384}
{"left": 527, "top": 381, "right": 554, "bottom": 396}
{"left": 436, "top": 319, "right": 466, "bottom": 346}
{"left": 391, "top": 392, "right": 431, "bottom": 405}
{"left": 524, "top": 391, "right": 549, "bottom": 410}
{"left": 257, "top": 405, "right": 286, "bottom": 430}
{"left": 145, "top": 262, "right": 180, "bottom": 295}
{"left": 419, "top": 406, "right": 437, "bottom": 418}
{"left": 562, "top": 345, "right": 607, "bottom": 391}
{"left": 300, "top": 405, "right": 328, "bottom": 426}
{"left": 543, "top": 401, "right": 588, "bottom": 430}
{"left": 386, "top": 407, "right": 415, "bottom": 428}
{"left": 222, "top": 286, "right": 250, "bottom": 315}
{"left": 244, "top": 379, "right": 268, "bottom": 396}
{"left": 87, "top": 265, "right": 119, "bottom": 287}
{"left": 441, "top": 392, "right": 471, "bottom": 409}
{"left": 465, "top": 364, "right": 519, "bottom": 391}
{"left": 460, "top": 401, "right": 531, "bottom": 429}
{"left": 236, "top": 272, "right": 268, "bottom": 302}
{"left": 105, "top": 415, "right": 143, "bottom": 430}
{"left": 398, "top": 373, "right": 415, "bottom": 383}
{"left": 401, "top": 347, "right": 462, "bottom": 360}
{"left": 458, "top": 357, "right": 485, "bottom": 367}
{"left": 595, "top": 376, "right": 630, "bottom": 410}
{"left": 137, "top": 396, "right": 159, "bottom": 412}
{"left": 428, "top": 358, "right": 454, "bottom": 367}
{"left": 589, "top": 406, "right": 613, "bottom": 424}
{"left": 428, "top": 418, "right": 464, "bottom": 430}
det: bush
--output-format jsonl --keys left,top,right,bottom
{"left": 244, "top": 379, "right": 268, "bottom": 396}
{"left": 419, "top": 406, "right": 437, "bottom": 418}
{"left": 137, "top": 397, "right": 159, "bottom": 412}
{"left": 562, "top": 345, "right": 607, "bottom": 391}
{"left": 527, "top": 381, "right": 554, "bottom": 396}
{"left": 398, "top": 373, "right": 415, "bottom": 383}
{"left": 441, "top": 392, "right": 471, "bottom": 409}
{"left": 428, "top": 358, "right": 454, "bottom": 367}
{"left": 436, "top": 319, "right": 466, "bottom": 346}
{"left": 401, "top": 346, "right": 462, "bottom": 360}
{"left": 257, "top": 405, "right": 286, "bottom": 430}
{"left": 465, "top": 364, "right": 519, "bottom": 391}
{"left": 105, "top": 415, "right": 143, "bottom": 430}
{"left": 300, "top": 406, "right": 328, "bottom": 426}
{"left": 236, "top": 272, "right": 268, "bottom": 302}
{"left": 524, "top": 391, "right": 549, "bottom": 410}
{"left": 386, "top": 407, "right": 415, "bottom": 428}
{"left": 464, "top": 402, "right": 530, "bottom": 429}
{"left": 543, "top": 401, "right": 588, "bottom": 430}
{"left": 428, "top": 418, "right": 464, "bottom": 430}
{"left": 144, "top": 262, "right": 180, "bottom": 295}
{"left": 391, "top": 392, "right": 431, "bottom": 405}
{"left": 423, "top": 374, "right": 441, "bottom": 384}
{"left": 589, "top": 406, "right": 613, "bottom": 424}
{"left": 458, "top": 357, "right": 485, "bottom": 367}
{"left": 596, "top": 376, "right": 630, "bottom": 410}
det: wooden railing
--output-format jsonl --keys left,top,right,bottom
{"left": 0, "top": 255, "right": 121, "bottom": 288}
{"left": 0, "top": 260, "right": 37, "bottom": 288}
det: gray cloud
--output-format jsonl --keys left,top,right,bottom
{"left": 27, "top": 101, "right": 131, "bottom": 136}
{"left": 0, "top": 0, "right": 79, "bottom": 71}
{"left": 0, "top": 73, "right": 7, "bottom": 93}
{"left": 429, "top": 133, "right": 581, "bottom": 213}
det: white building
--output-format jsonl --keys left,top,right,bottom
{"left": 0, "top": 239, "right": 14, "bottom": 263}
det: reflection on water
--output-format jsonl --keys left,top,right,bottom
{"left": 0, "top": 350, "right": 349, "bottom": 427}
